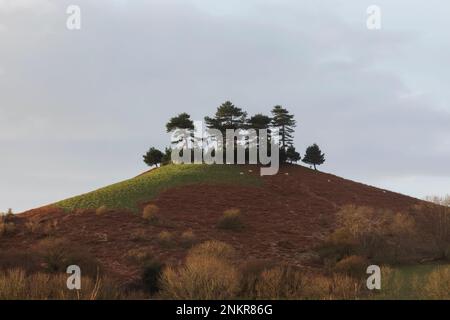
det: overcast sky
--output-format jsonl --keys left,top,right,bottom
{"left": 1, "top": 0, "right": 450, "bottom": 212}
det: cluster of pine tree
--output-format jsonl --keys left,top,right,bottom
{"left": 143, "top": 101, "right": 325, "bottom": 170}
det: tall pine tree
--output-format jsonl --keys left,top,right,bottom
{"left": 271, "top": 105, "right": 296, "bottom": 151}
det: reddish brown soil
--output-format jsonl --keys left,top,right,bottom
{"left": 1, "top": 165, "right": 421, "bottom": 284}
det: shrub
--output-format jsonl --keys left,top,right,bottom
{"left": 159, "top": 255, "right": 240, "bottom": 299}
{"left": 217, "top": 208, "right": 243, "bottom": 230}
{"left": 25, "top": 219, "right": 59, "bottom": 237}
{"left": 157, "top": 231, "right": 175, "bottom": 248}
{"left": 251, "top": 265, "right": 363, "bottom": 300}
{"left": 126, "top": 248, "right": 153, "bottom": 264}
{"left": 319, "top": 205, "right": 420, "bottom": 265}
{"left": 0, "top": 269, "right": 125, "bottom": 300}
{"left": 159, "top": 241, "right": 240, "bottom": 299}
{"left": 239, "top": 259, "right": 275, "bottom": 298}
{"left": 0, "top": 208, "right": 14, "bottom": 218}
{"left": 411, "top": 203, "right": 450, "bottom": 260}
{"left": 188, "top": 240, "right": 235, "bottom": 261}
{"left": 41, "top": 220, "right": 58, "bottom": 237}
{"left": 0, "top": 220, "right": 15, "bottom": 237}
{"left": 0, "top": 250, "right": 41, "bottom": 273}
{"left": 25, "top": 219, "right": 40, "bottom": 234}
{"left": 334, "top": 255, "right": 369, "bottom": 277}
{"left": 130, "top": 229, "right": 148, "bottom": 242}
{"left": 141, "top": 260, "right": 164, "bottom": 295}
{"left": 37, "top": 238, "right": 102, "bottom": 277}
{"left": 142, "top": 204, "right": 160, "bottom": 224}
{"left": 255, "top": 266, "right": 309, "bottom": 299}
{"left": 324, "top": 274, "right": 362, "bottom": 300}
{"left": 96, "top": 205, "right": 109, "bottom": 216}
{"left": 180, "top": 230, "right": 197, "bottom": 248}
{"left": 317, "top": 228, "right": 356, "bottom": 263}
{"left": 423, "top": 266, "right": 450, "bottom": 299}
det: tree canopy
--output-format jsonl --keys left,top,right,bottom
{"left": 205, "top": 101, "right": 247, "bottom": 133}
{"left": 143, "top": 147, "right": 164, "bottom": 167}
{"left": 143, "top": 100, "right": 327, "bottom": 169}
{"left": 302, "top": 143, "right": 325, "bottom": 170}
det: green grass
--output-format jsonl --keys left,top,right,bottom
{"left": 374, "top": 264, "right": 448, "bottom": 300}
{"left": 55, "top": 164, "right": 261, "bottom": 212}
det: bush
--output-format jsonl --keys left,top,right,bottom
{"left": 127, "top": 248, "right": 153, "bottom": 264}
{"left": 239, "top": 259, "right": 275, "bottom": 298}
{"left": 96, "top": 205, "right": 109, "bottom": 216}
{"left": 130, "top": 229, "right": 148, "bottom": 242}
{"left": 141, "top": 260, "right": 164, "bottom": 295}
{"left": 0, "top": 220, "right": 15, "bottom": 237}
{"left": 25, "top": 219, "right": 40, "bottom": 234}
{"left": 319, "top": 205, "right": 420, "bottom": 265}
{"left": 142, "top": 204, "right": 160, "bottom": 224}
{"left": 423, "top": 266, "right": 450, "bottom": 299}
{"left": 25, "top": 218, "right": 58, "bottom": 237}
{"left": 188, "top": 240, "right": 235, "bottom": 261}
{"left": 180, "top": 230, "right": 197, "bottom": 248}
{"left": 160, "top": 255, "right": 240, "bottom": 299}
{"left": 42, "top": 220, "right": 58, "bottom": 237}
{"left": 37, "top": 238, "right": 102, "bottom": 277}
{"left": 255, "top": 266, "right": 308, "bottom": 299}
{"left": 159, "top": 241, "right": 240, "bottom": 299}
{"left": 0, "top": 250, "right": 41, "bottom": 273}
{"left": 157, "top": 231, "right": 175, "bottom": 248}
{"left": 217, "top": 208, "right": 243, "bottom": 231}
{"left": 0, "top": 269, "right": 126, "bottom": 300}
{"left": 411, "top": 203, "right": 450, "bottom": 260}
{"left": 334, "top": 255, "right": 369, "bottom": 277}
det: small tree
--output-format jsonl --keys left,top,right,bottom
{"left": 302, "top": 143, "right": 325, "bottom": 170}
{"left": 143, "top": 147, "right": 164, "bottom": 167}
{"left": 286, "top": 146, "right": 301, "bottom": 164}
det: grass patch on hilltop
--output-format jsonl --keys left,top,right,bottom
{"left": 55, "top": 164, "right": 261, "bottom": 212}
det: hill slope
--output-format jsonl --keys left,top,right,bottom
{"left": 4, "top": 164, "right": 421, "bottom": 282}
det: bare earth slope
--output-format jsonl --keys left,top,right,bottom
{"left": 1, "top": 165, "right": 420, "bottom": 283}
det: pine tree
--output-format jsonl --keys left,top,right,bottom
{"left": 302, "top": 143, "right": 325, "bottom": 170}
{"left": 247, "top": 113, "right": 272, "bottom": 131}
{"left": 245, "top": 113, "right": 272, "bottom": 163}
{"left": 166, "top": 113, "right": 195, "bottom": 163}
{"left": 286, "top": 145, "right": 301, "bottom": 164}
{"left": 204, "top": 101, "right": 247, "bottom": 134}
{"left": 205, "top": 101, "right": 247, "bottom": 162}
{"left": 143, "top": 147, "right": 164, "bottom": 167}
{"left": 271, "top": 106, "right": 296, "bottom": 151}
{"left": 166, "top": 113, "right": 194, "bottom": 132}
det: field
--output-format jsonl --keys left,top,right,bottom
{"left": 55, "top": 164, "right": 261, "bottom": 212}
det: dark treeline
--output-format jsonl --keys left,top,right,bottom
{"left": 143, "top": 101, "right": 325, "bottom": 170}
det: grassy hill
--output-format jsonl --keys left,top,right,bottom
{"left": 3, "top": 163, "right": 449, "bottom": 299}
{"left": 55, "top": 164, "right": 261, "bottom": 212}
